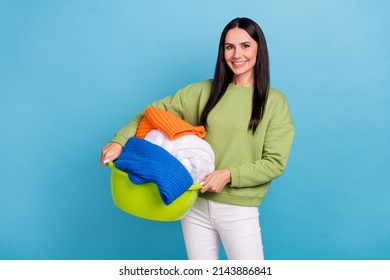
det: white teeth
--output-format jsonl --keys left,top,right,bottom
{"left": 233, "top": 61, "right": 246, "bottom": 67}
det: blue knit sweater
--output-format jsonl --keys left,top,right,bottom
{"left": 114, "top": 137, "right": 193, "bottom": 205}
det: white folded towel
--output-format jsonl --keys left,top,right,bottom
{"left": 144, "top": 129, "right": 215, "bottom": 184}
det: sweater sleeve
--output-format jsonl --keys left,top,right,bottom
{"left": 229, "top": 94, "right": 294, "bottom": 187}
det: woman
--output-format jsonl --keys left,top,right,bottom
{"left": 100, "top": 17, "right": 294, "bottom": 260}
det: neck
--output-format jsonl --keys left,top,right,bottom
{"left": 232, "top": 74, "right": 254, "bottom": 87}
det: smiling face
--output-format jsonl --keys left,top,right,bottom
{"left": 224, "top": 27, "right": 258, "bottom": 85}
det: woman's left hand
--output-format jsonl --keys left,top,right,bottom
{"left": 200, "top": 169, "right": 231, "bottom": 193}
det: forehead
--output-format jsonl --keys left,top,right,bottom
{"left": 225, "top": 28, "right": 254, "bottom": 43}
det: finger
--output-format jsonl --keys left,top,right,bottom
{"left": 102, "top": 153, "right": 116, "bottom": 165}
{"left": 100, "top": 150, "right": 106, "bottom": 164}
{"left": 100, "top": 154, "right": 107, "bottom": 165}
{"left": 101, "top": 153, "right": 113, "bottom": 165}
{"left": 199, "top": 175, "right": 212, "bottom": 192}
{"left": 201, "top": 174, "right": 212, "bottom": 186}
{"left": 200, "top": 184, "right": 210, "bottom": 193}
{"left": 100, "top": 147, "right": 111, "bottom": 165}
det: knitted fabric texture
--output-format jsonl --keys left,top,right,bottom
{"left": 135, "top": 106, "right": 206, "bottom": 140}
{"left": 114, "top": 137, "right": 193, "bottom": 205}
{"left": 145, "top": 129, "right": 215, "bottom": 184}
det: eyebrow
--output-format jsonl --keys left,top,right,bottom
{"left": 225, "top": 41, "right": 252, "bottom": 46}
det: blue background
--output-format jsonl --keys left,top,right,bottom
{"left": 1, "top": 0, "right": 389, "bottom": 260}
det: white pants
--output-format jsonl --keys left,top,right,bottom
{"left": 181, "top": 197, "right": 264, "bottom": 260}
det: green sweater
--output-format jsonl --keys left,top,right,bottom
{"left": 111, "top": 80, "right": 294, "bottom": 207}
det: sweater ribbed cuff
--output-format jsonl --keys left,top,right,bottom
{"left": 229, "top": 167, "right": 240, "bottom": 188}
{"left": 111, "top": 133, "right": 129, "bottom": 147}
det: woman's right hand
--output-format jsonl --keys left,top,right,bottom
{"left": 100, "top": 142, "right": 123, "bottom": 165}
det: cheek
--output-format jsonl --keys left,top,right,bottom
{"left": 224, "top": 51, "right": 231, "bottom": 62}
{"left": 248, "top": 49, "right": 257, "bottom": 60}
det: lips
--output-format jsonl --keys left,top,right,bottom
{"left": 231, "top": 61, "right": 248, "bottom": 68}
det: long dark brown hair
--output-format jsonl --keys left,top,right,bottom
{"left": 200, "top": 17, "right": 270, "bottom": 134}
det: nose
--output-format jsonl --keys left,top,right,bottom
{"left": 233, "top": 48, "right": 242, "bottom": 58}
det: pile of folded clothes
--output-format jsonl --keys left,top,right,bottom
{"left": 115, "top": 107, "right": 215, "bottom": 205}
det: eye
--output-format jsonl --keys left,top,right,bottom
{"left": 242, "top": 44, "right": 250, "bottom": 49}
{"left": 225, "top": 44, "right": 234, "bottom": 50}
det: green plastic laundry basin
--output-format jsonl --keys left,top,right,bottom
{"left": 108, "top": 162, "right": 202, "bottom": 221}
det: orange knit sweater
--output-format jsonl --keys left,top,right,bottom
{"left": 135, "top": 107, "right": 205, "bottom": 140}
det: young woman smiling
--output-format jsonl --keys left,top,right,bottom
{"left": 101, "top": 17, "right": 294, "bottom": 260}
